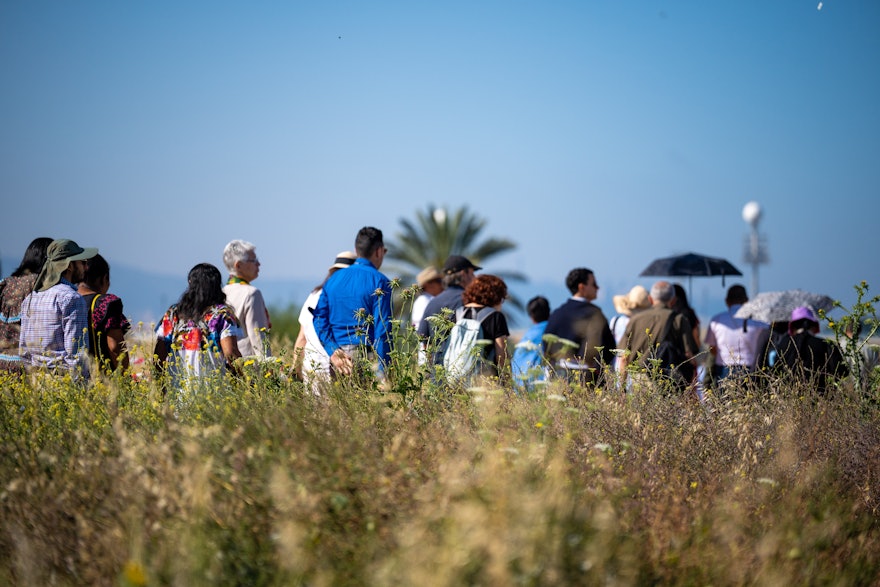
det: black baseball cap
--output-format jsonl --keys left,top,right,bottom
{"left": 442, "top": 255, "right": 481, "bottom": 275}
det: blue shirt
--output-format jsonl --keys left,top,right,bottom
{"left": 19, "top": 278, "right": 90, "bottom": 377}
{"left": 312, "top": 258, "right": 393, "bottom": 368}
{"left": 511, "top": 320, "right": 548, "bottom": 391}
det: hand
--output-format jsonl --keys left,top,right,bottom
{"left": 330, "top": 349, "right": 353, "bottom": 376}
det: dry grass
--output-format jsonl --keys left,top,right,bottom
{"left": 2, "top": 334, "right": 879, "bottom": 586}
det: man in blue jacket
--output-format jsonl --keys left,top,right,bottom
{"left": 313, "top": 226, "right": 392, "bottom": 379}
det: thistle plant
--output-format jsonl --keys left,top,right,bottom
{"left": 821, "top": 280, "right": 879, "bottom": 399}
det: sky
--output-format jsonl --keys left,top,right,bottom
{"left": 2, "top": 0, "right": 878, "bottom": 324}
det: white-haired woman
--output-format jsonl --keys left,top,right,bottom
{"left": 222, "top": 239, "right": 271, "bottom": 358}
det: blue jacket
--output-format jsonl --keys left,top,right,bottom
{"left": 312, "top": 258, "right": 393, "bottom": 368}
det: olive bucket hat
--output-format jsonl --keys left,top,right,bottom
{"left": 34, "top": 239, "right": 98, "bottom": 292}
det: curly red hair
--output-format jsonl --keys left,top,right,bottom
{"left": 462, "top": 274, "right": 507, "bottom": 307}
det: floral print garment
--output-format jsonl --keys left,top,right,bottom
{"left": 90, "top": 294, "right": 131, "bottom": 335}
{"left": 0, "top": 274, "right": 38, "bottom": 354}
{"left": 156, "top": 303, "right": 242, "bottom": 385}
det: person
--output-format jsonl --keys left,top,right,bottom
{"left": 608, "top": 285, "right": 651, "bottom": 372}
{"left": 77, "top": 254, "right": 131, "bottom": 372}
{"left": 293, "top": 251, "right": 356, "bottom": 392}
{"left": 154, "top": 263, "right": 243, "bottom": 394}
{"left": 0, "top": 237, "right": 52, "bottom": 372}
{"left": 672, "top": 283, "right": 701, "bottom": 385}
{"left": 312, "top": 227, "right": 392, "bottom": 378}
{"left": 417, "top": 254, "right": 481, "bottom": 365}
{"left": 510, "top": 295, "right": 550, "bottom": 391}
{"left": 773, "top": 306, "right": 847, "bottom": 394}
{"left": 222, "top": 240, "right": 271, "bottom": 358}
{"left": 543, "top": 267, "right": 616, "bottom": 385}
{"left": 609, "top": 285, "right": 651, "bottom": 345}
{"left": 18, "top": 238, "right": 98, "bottom": 379}
{"left": 617, "top": 280, "right": 700, "bottom": 393}
{"left": 672, "top": 283, "right": 701, "bottom": 347}
{"left": 411, "top": 266, "right": 444, "bottom": 332}
{"left": 755, "top": 320, "right": 790, "bottom": 370}
{"left": 449, "top": 274, "right": 510, "bottom": 380}
{"left": 704, "top": 285, "right": 769, "bottom": 385}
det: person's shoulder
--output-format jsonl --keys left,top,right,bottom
{"left": 549, "top": 298, "right": 577, "bottom": 313}
{"left": 634, "top": 305, "right": 667, "bottom": 322}
{"left": 211, "top": 303, "right": 239, "bottom": 319}
{"left": 432, "top": 288, "right": 462, "bottom": 306}
{"left": 709, "top": 310, "right": 728, "bottom": 323}
{"left": 586, "top": 301, "right": 608, "bottom": 318}
{"left": 303, "top": 289, "right": 322, "bottom": 307}
{"left": 226, "top": 281, "right": 258, "bottom": 294}
{"left": 102, "top": 292, "right": 123, "bottom": 304}
{"left": 58, "top": 285, "right": 86, "bottom": 306}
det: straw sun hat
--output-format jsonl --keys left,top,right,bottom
{"left": 329, "top": 251, "right": 357, "bottom": 270}
{"left": 416, "top": 266, "right": 442, "bottom": 287}
{"left": 612, "top": 285, "right": 651, "bottom": 316}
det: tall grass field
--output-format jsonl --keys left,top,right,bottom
{"left": 1, "top": 283, "right": 878, "bottom": 586}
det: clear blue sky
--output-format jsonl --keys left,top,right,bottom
{"left": 2, "top": 1, "right": 878, "bottom": 321}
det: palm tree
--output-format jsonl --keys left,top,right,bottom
{"left": 386, "top": 204, "right": 527, "bottom": 315}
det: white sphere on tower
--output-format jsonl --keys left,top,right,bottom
{"left": 433, "top": 207, "right": 447, "bottom": 225}
{"left": 742, "top": 201, "right": 762, "bottom": 227}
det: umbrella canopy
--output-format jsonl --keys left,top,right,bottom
{"left": 733, "top": 289, "right": 835, "bottom": 324}
{"left": 639, "top": 252, "right": 743, "bottom": 294}
{"left": 640, "top": 252, "right": 743, "bottom": 279}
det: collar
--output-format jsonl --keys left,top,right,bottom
{"left": 227, "top": 275, "right": 249, "bottom": 285}
{"left": 354, "top": 258, "right": 376, "bottom": 269}
{"left": 59, "top": 277, "right": 77, "bottom": 290}
{"left": 571, "top": 296, "right": 589, "bottom": 302}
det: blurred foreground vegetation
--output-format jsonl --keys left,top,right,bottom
{"left": 1, "top": 283, "right": 879, "bottom": 586}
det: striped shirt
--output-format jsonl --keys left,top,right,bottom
{"left": 19, "top": 278, "right": 90, "bottom": 377}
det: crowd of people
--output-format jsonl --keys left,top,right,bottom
{"left": 0, "top": 230, "right": 870, "bottom": 399}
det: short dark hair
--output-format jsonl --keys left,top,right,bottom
{"left": 565, "top": 268, "right": 594, "bottom": 295}
{"left": 355, "top": 226, "right": 384, "bottom": 258}
{"left": 726, "top": 284, "right": 748, "bottom": 305}
{"left": 527, "top": 296, "right": 550, "bottom": 322}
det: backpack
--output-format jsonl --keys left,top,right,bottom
{"left": 443, "top": 306, "right": 497, "bottom": 382}
{"left": 651, "top": 312, "right": 688, "bottom": 385}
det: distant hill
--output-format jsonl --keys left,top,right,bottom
{"left": 1, "top": 256, "right": 316, "bottom": 326}
{"left": 7, "top": 256, "right": 737, "bottom": 333}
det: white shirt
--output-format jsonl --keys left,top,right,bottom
{"left": 704, "top": 304, "right": 768, "bottom": 368}
{"left": 411, "top": 292, "right": 436, "bottom": 331}
{"left": 223, "top": 281, "right": 271, "bottom": 357}
{"left": 298, "top": 289, "right": 331, "bottom": 379}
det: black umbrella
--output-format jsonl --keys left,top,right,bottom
{"left": 639, "top": 252, "right": 743, "bottom": 296}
